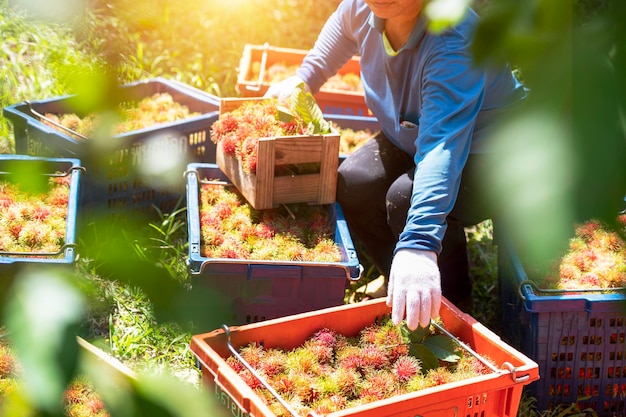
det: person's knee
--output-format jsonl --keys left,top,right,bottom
{"left": 385, "top": 175, "right": 412, "bottom": 236}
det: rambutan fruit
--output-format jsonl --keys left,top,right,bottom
{"left": 33, "top": 205, "right": 50, "bottom": 221}
{"left": 393, "top": 356, "right": 421, "bottom": 382}
{"left": 226, "top": 355, "right": 245, "bottom": 373}
{"left": 258, "top": 349, "right": 287, "bottom": 377}
{"left": 576, "top": 220, "right": 602, "bottom": 241}
{"left": 312, "top": 328, "right": 339, "bottom": 349}
{"left": 357, "top": 370, "right": 395, "bottom": 402}
{"left": 239, "top": 369, "right": 263, "bottom": 390}
{"left": 253, "top": 223, "right": 275, "bottom": 240}
{"left": 238, "top": 343, "right": 264, "bottom": 368}
{"left": 424, "top": 367, "right": 453, "bottom": 387}
{"left": 46, "top": 186, "right": 69, "bottom": 207}
{"left": 63, "top": 385, "right": 85, "bottom": 406}
{"left": 285, "top": 347, "right": 321, "bottom": 375}
{"left": 303, "top": 340, "right": 334, "bottom": 364}
{"left": 405, "top": 373, "right": 429, "bottom": 392}
{"left": 306, "top": 238, "right": 342, "bottom": 262}
{"left": 294, "top": 379, "right": 320, "bottom": 405}
{"left": 312, "top": 394, "right": 346, "bottom": 415}
{"left": 336, "top": 345, "right": 364, "bottom": 373}
{"left": 85, "top": 396, "right": 106, "bottom": 414}
{"left": 327, "top": 367, "right": 360, "bottom": 398}
{"left": 453, "top": 354, "right": 493, "bottom": 380}
{"left": 0, "top": 345, "right": 17, "bottom": 378}
{"left": 359, "top": 344, "right": 390, "bottom": 370}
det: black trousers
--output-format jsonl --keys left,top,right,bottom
{"left": 336, "top": 132, "right": 493, "bottom": 305}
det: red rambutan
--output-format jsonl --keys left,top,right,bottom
{"left": 0, "top": 346, "right": 16, "bottom": 378}
{"left": 393, "top": 356, "right": 421, "bottom": 382}
{"left": 359, "top": 344, "right": 390, "bottom": 370}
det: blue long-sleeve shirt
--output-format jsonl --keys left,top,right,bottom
{"left": 296, "top": 0, "right": 525, "bottom": 254}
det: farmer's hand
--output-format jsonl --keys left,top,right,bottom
{"left": 264, "top": 75, "right": 310, "bottom": 102}
{"left": 386, "top": 249, "right": 442, "bottom": 330}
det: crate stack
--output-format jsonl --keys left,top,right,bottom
{"left": 1, "top": 77, "right": 224, "bottom": 281}
{"left": 184, "top": 96, "right": 366, "bottom": 326}
{"left": 498, "top": 219, "right": 626, "bottom": 415}
{"left": 3, "top": 77, "right": 222, "bottom": 222}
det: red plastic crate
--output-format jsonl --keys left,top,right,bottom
{"left": 190, "top": 298, "right": 539, "bottom": 417}
{"left": 237, "top": 44, "right": 371, "bottom": 117}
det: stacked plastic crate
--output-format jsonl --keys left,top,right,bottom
{"left": 3, "top": 77, "right": 221, "bottom": 221}
{"left": 498, "top": 207, "right": 626, "bottom": 414}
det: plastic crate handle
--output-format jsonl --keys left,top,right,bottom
{"left": 222, "top": 324, "right": 301, "bottom": 417}
{"left": 517, "top": 279, "right": 625, "bottom": 301}
{"left": 501, "top": 362, "right": 531, "bottom": 384}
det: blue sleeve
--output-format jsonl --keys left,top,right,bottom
{"left": 395, "top": 46, "right": 485, "bottom": 255}
{"left": 295, "top": 0, "right": 363, "bottom": 93}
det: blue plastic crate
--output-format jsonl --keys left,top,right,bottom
{"left": 498, "top": 231, "right": 626, "bottom": 415}
{"left": 0, "top": 154, "right": 82, "bottom": 269}
{"left": 185, "top": 162, "right": 361, "bottom": 325}
{"left": 3, "top": 78, "right": 220, "bottom": 220}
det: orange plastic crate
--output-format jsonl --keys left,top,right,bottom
{"left": 237, "top": 44, "right": 371, "bottom": 117}
{"left": 190, "top": 298, "right": 539, "bottom": 417}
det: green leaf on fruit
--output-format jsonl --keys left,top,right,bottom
{"left": 289, "top": 82, "right": 331, "bottom": 134}
{"left": 408, "top": 344, "right": 440, "bottom": 373}
{"left": 276, "top": 104, "right": 296, "bottom": 123}
{"left": 401, "top": 323, "right": 430, "bottom": 344}
{"left": 423, "top": 335, "right": 460, "bottom": 363}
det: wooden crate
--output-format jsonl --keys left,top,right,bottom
{"left": 236, "top": 44, "right": 370, "bottom": 116}
{"left": 216, "top": 98, "right": 340, "bottom": 210}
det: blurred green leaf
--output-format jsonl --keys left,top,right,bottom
{"left": 4, "top": 268, "right": 85, "bottom": 415}
{"left": 424, "top": 0, "right": 470, "bottom": 33}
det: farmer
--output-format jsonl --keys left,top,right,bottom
{"left": 265, "top": 0, "right": 525, "bottom": 330}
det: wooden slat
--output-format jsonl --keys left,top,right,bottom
{"left": 318, "top": 134, "right": 340, "bottom": 204}
{"left": 273, "top": 175, "right": 320, "bottom": 205}
{"left": 256, "top": 138, "right": 275, "bottom": 209}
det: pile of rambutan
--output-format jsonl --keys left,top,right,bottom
{"left": 199, "top": 181, "right": 341, "bottom": 262}
{"left": 42, "top": 92, "right": 199, "bottom": 140}
{"left": 211, "top": 85, "right": 332, "bottom": 176}
{"left": 226, "top": 319, "right": 494, "bottom": 416}
{"left": 210, "top": 100, "right": 311, "bottom": 174}
{"left": 539, "top": 216, "right": 626, "bottom": 290}
{"left": 63, "top": 377, "right": 110, "bottom": 417}
{"left": 1, "top": 340, "right": 109, "bottom": 417}
{"left": 0, "top": 174, "right": 70, "bottom": 255}
{"left": 333, "top": 124, "right": 374, "bottom": 156}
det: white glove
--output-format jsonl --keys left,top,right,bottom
{"left": 264, "top": 75, "right": 310, "bottom": 102}
{"left": 386, "top": 248, "right": 442, "bottom": 330}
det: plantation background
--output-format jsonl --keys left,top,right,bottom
{"left": 1, "top": 0, "right": 625, "bottom": 416}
